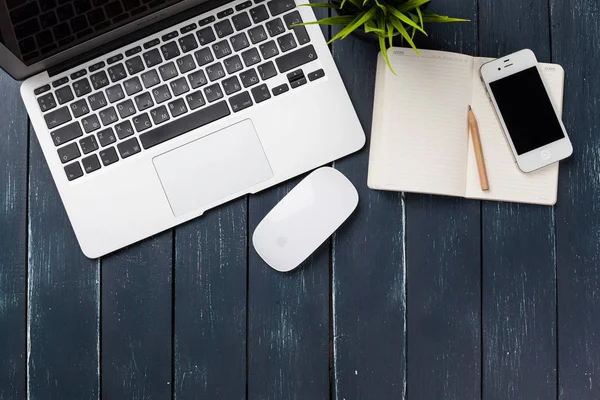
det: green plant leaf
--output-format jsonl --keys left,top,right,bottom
{"left": 389, "top": 14, "right": 420, "bottom": 55}
{"left": 297, "top": 2, "right": 340, "bottom": 9}
{"left": 416, "top": 6, "right": 424, "bottom": 28}
{"left": 364, "top": 19, "right": 385, "bottom": 34}
{"left": 373, "top": 0, "right": 387, "bottom": 14}
{"left": 387, "top": 6, "right": 427, "bottom": 35}
{"left": 397, "top": 0, "right": 431, "bottom": 13}
{"left": 422, "top": 13, "right": 470, "bottom": 23}
{"left": 327, "top": 6, "right": 378, "bottom": 42}
{"left": 295, "top": 15, "right": 355, "bottom": 27}
{"left": 378, "top": 16, "right": 395, "bottom": 74}
{"left": 387, "top": 21, "right": 393, "bottom": 48}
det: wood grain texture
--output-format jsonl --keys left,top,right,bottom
{"left": 479, "top": 1, "right": 557, "bottom": 398}
{"left": 101, "top": 233, "right": 173, "bottom": 400}
{"left": 0, "top": 70, "right": 28, "bottom": 400}
{"left": 173, "top": 199, "right": 247, "bottom": 400}
{"left": 551, "top": 0, "right": 600, "bottom": 398}
{"left": 404, "top": 1, "right": 482, "bottom": 399}
{"left": 247, "top": 182, "right": 330, "bottom": 400}
{"left": 27, "top": 130, "right": 100, "bottom": 400}
{"left": 330, "top": 36, "right": 406, "bottom": 399}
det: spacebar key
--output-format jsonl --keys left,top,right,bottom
{"left": 275, "top": 45, "right": 318, "bottom": 73}
{"left": 140, "top": 101, "right": 230, "bottom": 149}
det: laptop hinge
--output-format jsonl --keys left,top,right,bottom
{"left": 48, "top": 0, "right": 231, "bottom": 78}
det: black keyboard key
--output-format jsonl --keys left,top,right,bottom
{"left": 180, "top": 23, "right": 197, "bottom": 34}
{"left": 241, "top": 47, "right": 261, "bottom": 67}
{"left": 222, "top": 76, "right": 242, "bottom": 95}
{"left": 168, "top": 98, "right": 188, "bottom": 117}
{"left": 99, "top": 107, "right": 118, "bottom": 126}
{"left": 139, "top": 101, "right": 230, "bottom": 149}
{"left": 236, "top": 1, "right": 253, "bottom": 11}
{"left": 144, "top": 38, "right": 160, "bottom": 49}
{"left": 268, "top": 0, "right": 296, "bottom": 16}
{"left": 251, "top": 83, "right": 271, "bottom": 103}
{"left": 107, "top": 54, "right": 123, "bottom": 64}
{"left": 82, "top": 114, "right": 101, "bottom": 132}
{"left": 52, "top": 77, "right": 69, "bottom": 88}
{"left": 125, "top": 56, "right": 145, "bottom": 75}
{"left": 125, "top": 46, "right": 142, "bottom": 57}
{"left": 212, "top": 40, "right": 232, "bottom": 59}
{"left": 73, "top": 78, "right": 92, "bottom": 97}
{"left": 89, "top": 61, "right": 105, "bottom": 72}
{"left": 249, "top": 5, "right": 269, "bottom": 23}
{"left": 232, "top": 12, "right": 251, "bottom": 31}
{"left": 198, "top": 16, "right": 215, "bottom": 26}
{"left": 124, "top": 77, "right": 143, "bottom": 96}
{"left": 35, "top": 85, "right": 51, "bottom": 95}
{"left": 108, "top": 63, "right": 127, "bottom": 82}
{"left": 275, "top": 44, "right": 317, "bottom": 72}
{"left": 283, "top": 11, "right": 309, "bottom": 44}
{"left": 152, "top": 85, "right": 172, "bottom": 104}
{"left": 223, "top": 55, "right": 244, "bottom": 74}
{"left": 277, "top": 32, "right": 297, "bottom": 52}
{"left": 97, "top": 128, "right": 116, "bottom": 147}
{"left": 214, "top": 20, "right": 234, "bottom": 38}
{"left": 161, "top": 41, "right": 180, "bottom": 60}
{"left": 248, "top": 25, "right": 268, "bottom": 44}
{"left": 260, "top": 40, "right": 279, "bottom": 59}
{"left": 70, "top": 99, "right": 90, "bottom": 117}
{"left": 150, "top": 105, "right": 170, "bottom": 125}
{"left": 240, "top": 69, "right": 260, "bottom": 88}
{"left": 257, "top": 61, "right": 277, "bottom": 80}
{"left": 117, "top": 99, "right": 136, "bottom": 119}
{"left": 178, "top": 34, "right": 198, "bottom": 53}
{"left": 170, "top": 77, "right": 190, "bottom": 96}
{"left": 38, "top": 93, "right": 57, "bottom": 112}
{"left": 88, "top": 92, "right": 108, "bottom": 111}
{"left": 162, "top": 31, "right": 179, "bottom": 41}
{"left": 308, "top": 68, "right": 325, "bottom": 81}
{"left": 217, "top": 8, "right": 234, "bottom": 18}
{"left": 230, "top": 33, "right": 250, "bottom": 52}
{"left": 194, "top": 48, "right": 214, "bottom": 67}
{"left": 229, "top": 91, "right": 253, "bottom": 113}
{"left": 106, "top": 84, "right": 125, "bottom": 103}
{"left": 117, "top": 137, "right": 141, "bottom": 159}
{"left": 185, "top": 91, "right": 206, "bottom": 110}
{"left": 135, "top": 92, "right": 154, "bottom": 111}
{"left": 188, "top": 70, "right": 208, "bottom": 89}
{"left": 99, "top": 146, "right": 119, "bottom": 166}
{"left": 114, "top": 120, "right": 135, "bottom": 139}
{"left": 159, "top": 62, "right": 178, "bottom": 81}
{"left": 45, "top": 107, "right": 72, "bottom": 129}
{"left": 290, "top": 76, "right": 307, "bottom": 88}
{"left": 70, "top": 69, "right": 87, "bottom": 80}
{"left": 142, "top": 70, "right": 161, "bottom": 88}
{"left": 206, "top": 62, "right": 226, "bottom": 81}
{"left": 57, "top": 142, "right": 81, "bottom": 163}
{"left": 79, "top": 135, "right": 99, "bottom": 154}
{"left": 133, "top": 113, "right": 152, "bottom": 132}
{"left": 143, "top": 49, "right": 163, "bottom": 67}
{"left": 197, "top": 27, "right": 216, "bottom": 46}
{"left": 90, "top": 71, "right": 109, "bottom": 90}
{"left": 272, "top": 83, "right": 289, "bottom": 96}
{"left": 51, "top": 122, "right": 82, "bottom": 146}
{"left": 204, "top": 83, "right": 223, "bottom": 103}
{"left": 266, "top": 18, "right": 286, "bottom": 37}
{"left": 64, "top": 161, "right": 83, "bottom": 180}
{"left": 176, "top": 55, "right": 196, "bottom": 74}
{"left": 82, "top": 154, "right": 101, "bottom": 174}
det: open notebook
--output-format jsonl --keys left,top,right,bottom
{"left": 367, "top": 48, "right": 565, "bottom": 205}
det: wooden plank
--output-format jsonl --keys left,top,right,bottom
{"left": 479, "top": 1, "right": 557, "bottom": 398}
{"left": 101, "top": 233, "right": 173, "bottom": 399}
{"left": 173, "top": 199, "right": 247, "bottom": 399}
{"left": 330, "top": 32, "right": 406, "bottom": 399}
{"left": 403, "top": 1, "right": 482, "bottom": 398}
{"left": 551, "top": 0, "right": 600, "bottom": 398}
{"left": 27, "top": 128, "right": 100, "bottom": 399}
{"left": 0, "top": 70, "right": 28, "bottom": 400}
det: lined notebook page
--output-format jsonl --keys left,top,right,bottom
{"left": 368, "top": 49, "right": 473, "bottom": 197}
{"left": 464, "top": 58, "right": 563, "bottom": 205}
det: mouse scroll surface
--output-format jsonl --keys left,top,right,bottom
{"left": 253, "top": 167, "right": 359, "bottom": 272}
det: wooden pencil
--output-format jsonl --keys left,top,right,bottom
{"left": 468, "top": 106, "right": 490, "bottom": 191}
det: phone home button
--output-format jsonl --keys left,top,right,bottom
{"left": 540, "top": 150, "right": 551, "bottom": 160}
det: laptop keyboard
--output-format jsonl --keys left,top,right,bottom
{"left": 32, "top": 0, "right": 326, "bottom": 181}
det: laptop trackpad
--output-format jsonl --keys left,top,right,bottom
{"left": 153, "top": 120, "right": 273, "bottom": 217}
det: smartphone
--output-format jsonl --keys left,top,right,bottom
{"left": 480, "top": 49, "right": 573, "bottom": 173}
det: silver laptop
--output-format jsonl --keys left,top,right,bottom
{"left": 1, "top": 0, "right": 365, "bottom": 258}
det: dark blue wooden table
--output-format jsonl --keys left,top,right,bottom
{"left": 2, "top": 0, "right": 600, "bottom": 398}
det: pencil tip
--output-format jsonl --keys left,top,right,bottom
{"left": 468, "top": 105, "right": 472, "bottom": 110}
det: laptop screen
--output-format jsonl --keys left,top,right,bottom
{"left": 0, "top": 0, "right": 189, "bottom": 66}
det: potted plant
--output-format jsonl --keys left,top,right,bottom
{"left": 297, "top": 0, "right": 467, "bottom": 70}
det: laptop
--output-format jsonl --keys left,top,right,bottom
{"left": 0, "top": 0, "right": 365, "bottom": 258}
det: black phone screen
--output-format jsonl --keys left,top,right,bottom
{"left": 489, "top": 66, "right": 565, "bottom": 155}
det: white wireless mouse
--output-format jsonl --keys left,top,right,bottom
{"left": 252, "top": 167, "right": 359, "bottom": 272}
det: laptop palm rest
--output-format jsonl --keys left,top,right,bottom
{"left": 153, "top": 119, "right": 274, "bottom": 217}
